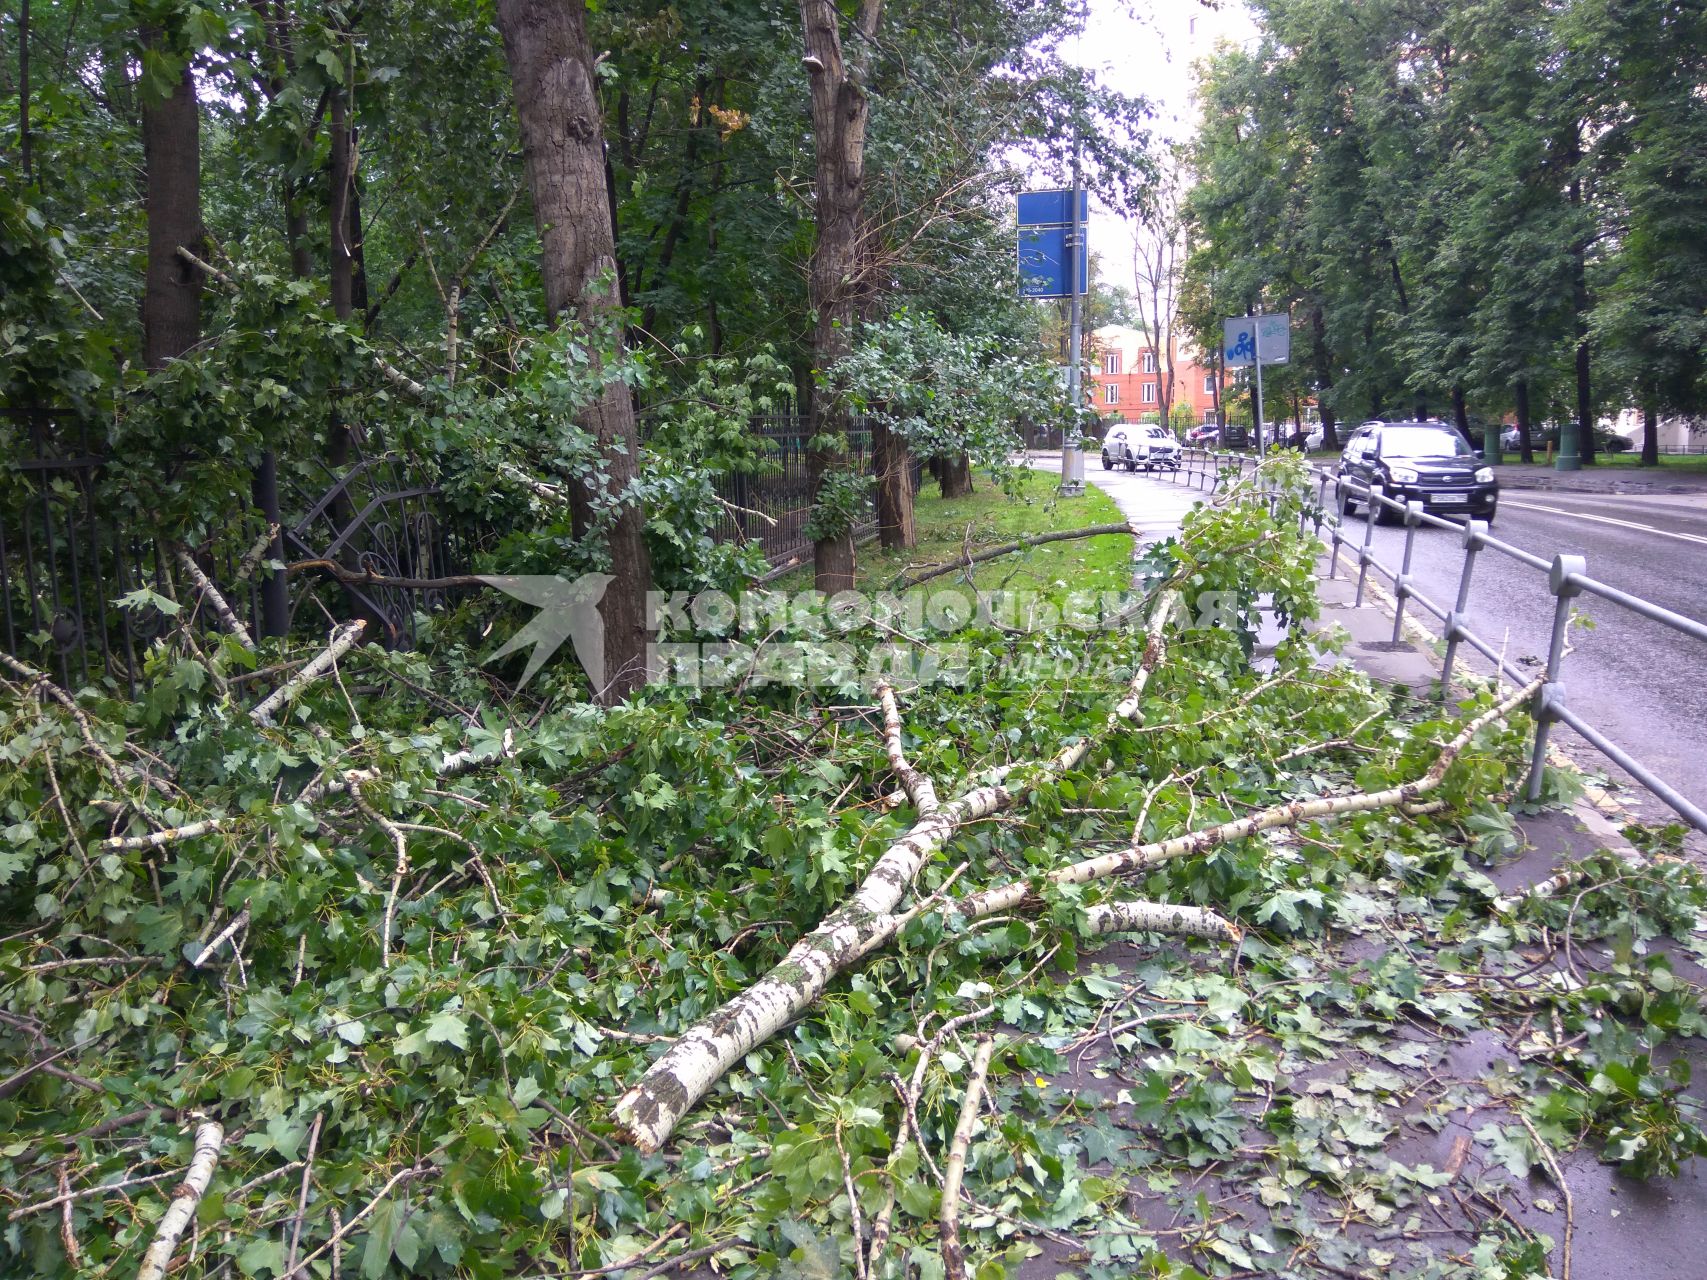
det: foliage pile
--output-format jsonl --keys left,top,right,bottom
{"left": 3, "top": 461, "right": 1705, "bottom": 1280}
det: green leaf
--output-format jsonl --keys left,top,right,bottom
{"left": 424, "top": 1009, "right": 469, "bottom": 1050}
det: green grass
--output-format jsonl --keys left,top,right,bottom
{"left": 1494, "top": 452, "right": 1707, "bottom": 472}
{"left": 773, "top": 468, "right": 1135, "bottom": 597}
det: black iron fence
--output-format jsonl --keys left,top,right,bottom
{"left": 708, "top": 415, "right": 881, "bottom": 570}
{"left": 3, "top": 410, "right": 910, "bottom": 692}
{"left": 0, "top": 411, "right": 474, "bottom": 694}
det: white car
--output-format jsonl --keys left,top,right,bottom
{"left": 1102, "top": 424, "right": 1182, "bottom": 472}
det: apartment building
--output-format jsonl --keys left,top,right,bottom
{"left": 1086, "top": 324, "right": 1219, "bottom": 425}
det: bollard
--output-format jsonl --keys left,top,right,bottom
{"left": 1391, "top": 500, "right": 1424, "bottom": 644}
{"left": 1526, "top": 553, "right": 1587, "bottom": 801}
{"left": 1440, "top": 519, "right": 1488, "bottom": 699}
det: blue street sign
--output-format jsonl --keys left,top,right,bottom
{"left": 1018, "top": 225, "right": 1088, "bottom": 298}
{"left": 1017, "top": 188, "right": 1090, "bottom": 227}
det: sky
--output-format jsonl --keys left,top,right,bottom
{"left": 1067, "top": 0, "right": 1260, "bottom": 287}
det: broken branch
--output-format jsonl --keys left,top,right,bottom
{"left": 940, "top": 1036, "right": 997, "bottom": 1280}
{"left": 251, "top": 621, "right": 367, "bottom": 726}
{"left": 896, "top": 523, "right": 1137, "bottom": 590}
{"left": 135, "top": 1120, "right": 224, "bottom": 1280}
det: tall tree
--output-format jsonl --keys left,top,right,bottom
{"left": 139, "top": 37, "right": 203, "bottom": 369}
{"left": 799, "top": 0, "right": 881, "bottom": 590}
{"left": 1133, "top": 160, "right": 1183, "bottom": 432}
{"left": 495, "top": 0, "right": 654, "bottom": 702}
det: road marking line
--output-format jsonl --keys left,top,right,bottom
{"left": 1503, "top": 500, "right": 1707, "bottom": 546}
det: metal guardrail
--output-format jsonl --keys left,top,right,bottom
{"left": 1158, "top": 447, "right": 1707, "bottom": 833}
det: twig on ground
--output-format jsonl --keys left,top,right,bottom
{"left": 1517, "top": 1111, "right": 1573, "bottom": 1280}
{"left": 940, "top": 1036, "right": 998, "bottom": 1280}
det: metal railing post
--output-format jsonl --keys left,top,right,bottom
{"left": 1526, "top": 553, "right": 1587, "bottom": 801}
{"left": 1391, "top": 500, "right": 1423, "bottom": 644}
{"left": 1354, "top": 484, "right": 1382, "bottom": 607}
{"left": 1440, "top": 518, "right": 1487, "bottom": 699}
{"left": 1327, "top": 474, "right": 1345, "bottom": 579}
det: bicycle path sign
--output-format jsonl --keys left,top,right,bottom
{"left": 1223, "top": 313, "right": 1290, "bottom": 366}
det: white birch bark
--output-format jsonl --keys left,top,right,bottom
{"left": 956, "top": 678, "right": 1542, "bottom": 922}
{"left": 611, "top": 594, "right": 1177, "bottom": 1151}
{"left": 174, "top": 545, "right": 255, "bottom": 650}
{"left": 1081, "top": 900, "right": 1241, "bottom": 942}
{"left": 251, "top": 621, "right": 366, "bottom": 726}
{"left": 135, "top": 1120, "right": 223, "bottom": 1280}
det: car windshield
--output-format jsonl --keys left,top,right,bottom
{"left": 1380, "top": 427, "right": 1471, "bottom": 459}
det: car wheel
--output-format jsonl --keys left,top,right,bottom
{"left": 1336, "top": 484, "right": 1357, "bottom": 518}
{"left": 1483, "top": 507, "right": 1496, "bottom": 527}
{"left": 1374, "top": 499, "right": 1401, "bottom": 526}
{"left": 1100, "top": 452, "right": 1111, "bottom": 470}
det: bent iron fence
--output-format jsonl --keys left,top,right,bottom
{"left": 1158, "top": 447, "right": 1707, "bottom": 833}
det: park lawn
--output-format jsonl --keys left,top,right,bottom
{"left": 1496, "top": 451, "right": 1707, "bottom": 472}
{"left": 774, "top": 466, "right": 1136, "bottom": 599}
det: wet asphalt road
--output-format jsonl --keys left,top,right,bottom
{"left": 1330, "top": 486, "right": 1707, "bottom": 818}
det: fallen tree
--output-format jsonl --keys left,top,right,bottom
{"left": 612, "top": 589, "right": 1182, "bottom": 1151}
{"left": 613, "top": 653, "right": 1542, "bottom": 1151}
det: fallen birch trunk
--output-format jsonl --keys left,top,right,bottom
{"left": 611, "top": 593, "right": 1178, "bottom": 1152}
{"left": 174, "top": 546, "right": 255, "bottom": 649}
{"left": 135, "top": 1119, "right": 224, "bottom": 1280}
{"left": 1081, "top": 900, "right": 1241, "bottom": 942}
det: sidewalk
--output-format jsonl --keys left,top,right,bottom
{"left": 1027, "top": 460, "right": 1707, "bottom": 1280}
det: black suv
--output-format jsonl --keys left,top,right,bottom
{"left": 1336, "top": 421, "right": 1498, "bottom": 524}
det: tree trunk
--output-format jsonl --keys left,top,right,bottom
{"left": 327, "top": 88, "right": 358, "bottom": 471}
{"left": 140, "top": 45, "right": 203, "bottom": 370}
{"left": 1515, "top": 378, "right": 1534, "bottom": 463}
{"left": 17, "top": 0, "right": 30, "bottom": 182}
{"left": 800, "top": 0, "right": 880, "bottom": 596}
{"left": 1309, "top": 301, "right": 1338, "bottom": 450}
{"left": 1641, "top": 399, "right": 1659, "bottom": 466}
{"left": 938, "top": 453, "right": 972, "bottom": 499}
{"left": 329, "top": 90, "right": 356, "bottom": 321}
{"left": 1568, "top": 140, "right": 1597, "bottom": 466}
{"left": 496, "top": 0, "right": 654, "bottom": 703}
{"left": 1451, "top": 384, "right": 1469, "bottom": 438}
{"left": 873, "top": 420, "right": 916, "bottom": 549}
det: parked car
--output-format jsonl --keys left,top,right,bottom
{"left": 1186, "top": 423, "right": 1220, "bottom": 447}
{"left": 1501, "top": 426, "right": 1523, "bottom": 452}
{"left": 1304, "top": 424, "right": 1327, "bottom": 451}
{"left": 1102, "top": 423, "right": 1182, "bottom": 472}
{"left": 1335, "top": 420, "right": 1498, "bottom": 524}
{"left": 1532, "top": 423, "right": 1634, "bottom": 454}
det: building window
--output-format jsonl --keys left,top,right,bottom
{"left": 1104, "top": 383, "right": 1119, "bottom": 405}
{"left": 1204, "top": 375, "right": 1215, "bottom": 395}
{"left": 1141, "top": 351, "right": 1157, "bottom": 374}
{"left": 1103, "top": 353, "right": 1122, "bottom": 375}
{"left": 1141, "top": 382, "right": 1157, "bottom": 404}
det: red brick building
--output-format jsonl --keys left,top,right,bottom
{"left": 1086, "top": 325, "right": 1219, "bottom": 427}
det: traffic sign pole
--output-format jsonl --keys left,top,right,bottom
{"left": 1061, "top": 135, "right": 1085, "bottom": 495}
{"left": 1253, "top": 315, "right": 1265, "bottom": 454}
